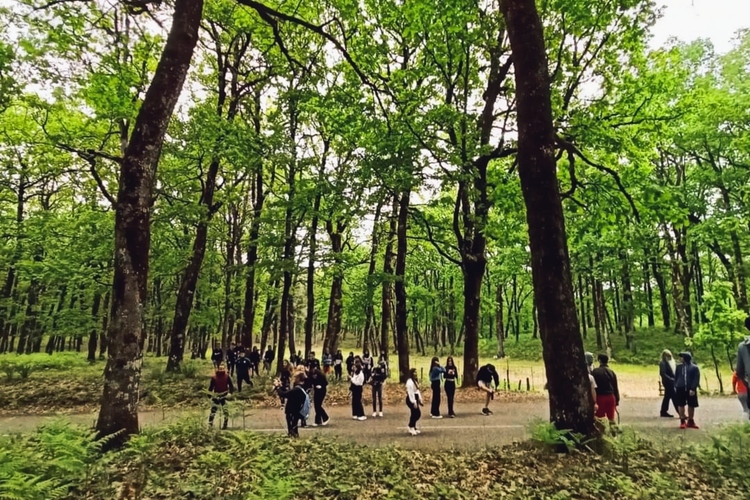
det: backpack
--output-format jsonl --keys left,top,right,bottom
{"left": 298, "top": 386, "right": 310, "bottom": 420}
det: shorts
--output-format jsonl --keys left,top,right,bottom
{"left": 478, "top": 380, "right": 489, "bottom": 390}
{"left": 675, "top": 388, "right": 699, "bottom": 408}
{"left": 595, "top": 394, "right": 617, "bottom": 421}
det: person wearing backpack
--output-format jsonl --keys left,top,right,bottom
{"left": 274, "top": 370, "right": 309, "bottom": 437}
{"left": 311, "top": 368, "right": 330, "bottom": 426}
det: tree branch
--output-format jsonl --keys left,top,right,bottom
{"left": 57, "top": 144, "right": 117, "bottom": 205}
{"left": 409, "top": 208, "right": 462, "bottom": 266}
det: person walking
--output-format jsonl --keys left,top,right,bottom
{"left": 405, "top": 367, "right": 423, "bottom": 436}
{"left": 311, "top": 368, "right": 330, "bottom": 426}
{"left": 370, "top": 360, "right": 387, "bottom": 417}
{"left": 659, "top": 349, "right": 677, "bottom": 418}
{"left": 731, "top": 369, "right": 749, "bottom": 417}
{"left": 207, "top": 363, "right": 234, "bottom": 429}
{"left": 211, "top": 343, "right": 224, "bottom": 370}
{"left": 278, "top": 360, "right": 292, "bottom": 408}
{"left": 675, "top": 351, "right": 700, "bottom": 429}
{"left": 444, "top": 356, "right": 459, "bottom": 418}
{"left": 350, "top": 360, "right": 367, "bottom": 420}
{"left": 263, "top": 345, "right": 275, "bottom": 372}
{"left": 235, "top": 350, "right": 254, "bottom": 392}
{"left": 274, "top": 370, "right": 308, "bottom": 437}
{"left": 429, "top": 356, "right": 445, "bottom": 418}
{"left": 334, "top": 349, "right": 344, "bottom": 381}
{"left": 592, "top": 353, "right": 620, "bottom": 434}
{"left": 226, "top": 342, "right": 238, "bottom": 376}
{"left": 249, "top": 346, "right": 261, "bottom": 376}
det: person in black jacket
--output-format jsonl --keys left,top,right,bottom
{"left": 263, "top": 346, "right": 275, "bottom": 372}
{"left": 476, "top": 364, "right": 499, "bottom": 416}
{"left": 274, "top": 370, "right": 308, "bottom": 437}
{"left": 334, "top": 350, "right": 344, "bottom": 381}
{"left": 592, "top": 353, "right": 620, "bottom": 432}
{"left": 211, "top": 343, "right": 224, "bottom": 369}
{"left": 370, "top": 361, "right": 387, "bottom": 417}
{"left": 444, "top": 356, "right": 459, "bottom": 418}
{"left": 278, "top": 360, "right": 292, "bottom": 408}
{"left": 345, "top": 352, "right": 355, "bottom": 378}
{"left": 226, "top": 342, "right": 238, "bottom": 376}
{"left": 306, "top": 351, "right": 321, "bottom": 373}
{"left": 235, "top": 350, "right": 253, "bottom": 392}
{"left": 208, "top": 363, "right": 234, "bottom": 429}
{"left": 659, "top": 349, "right": 677, "bottom": 418}
{"left": 311, "top": 368, "right": 330, "bottom": 426}
{"left": 249, "top": 346, "right": 261, "bottom": 376}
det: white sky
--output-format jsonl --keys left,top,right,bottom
{"left": 651, "top": 0, "right": 750, "bottom": 52}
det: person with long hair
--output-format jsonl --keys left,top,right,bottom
{"left": 370, "top": 360, "right": 387, "bottom": 417}
{"left": 429, "top": 356, "right": 446, "bottom": 418}
{"left": 274, "top": 370, "right": 308, "bottom": 437}
{"left": 659, "top": 349, "right": 677, "bottom": 418}
{"left": 311, "top": 368, "right": 330, "bottom": 426}
{"left": 350, "top": 360, "right": 367, "bottom": 420}
{"left": 334, "top": 349, "right": 344, "bottom": 381}
{"left": 405, "top": 368, "right": 423, "bottom": 435}
{"left": 278, "top": 360, "right": 292, "bottom": 408}
{"left": 444, "top": 356, "right": 459, "bottom": 418}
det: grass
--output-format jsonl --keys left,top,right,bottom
{"left": 2, "top": 418, "right": 744, "bottom": 500}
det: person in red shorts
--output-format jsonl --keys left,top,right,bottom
{"left": 592, "top": 353, "right": 620, "bottom": 434}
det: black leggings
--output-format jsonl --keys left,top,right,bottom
{"left": 351, "top": 385, "right": 365, "bottom": 417}
{"left": 431, "top": 380, "right": 441, "bottom": 416}
{"left": 285, "top": 412, "right": 300, "bottom": 437}
{"left": 661, "top": 383, "right": 677, "bottom": 414}
{"left": 314, "top": 391, "right": 329, "bottom": 424}
{"left": 445, "top": 381, "right": 456, "bottom": 415}
{"left": 335, "top": 364, "right": 343, "bottom": 380}
{"left": 209, "top": 396, "right": 228, "bottom": 428}
{"left": 372, "top": 384, "right": 383, "bottom": 412}
{"left": 406, "top": 397, "right": 421, "bottom": 428}
{"left": 237, "top": 371, "right": 252, "bottom": 391}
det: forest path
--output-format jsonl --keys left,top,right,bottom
{"left": 0, "top": 397, "right": 744, "bottom": 451}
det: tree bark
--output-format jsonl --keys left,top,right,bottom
{"left": 96, "top": 0, "right": 203, "bottom": 444}
{"left": 501, "top": 0, "right": 595, "bottom": 435}
{"left": 380, "top": 195, "right": 397, "bottom": 359}
{"left": 304, "top": 189, "right": 322, "bottom": 357}
{"left": 394, "top": 189, "right": 410, "bottom": 383}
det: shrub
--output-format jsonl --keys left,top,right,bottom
{"left": 0, "top": 361, "right": 15, "bottom": 380}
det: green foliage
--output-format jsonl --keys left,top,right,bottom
{"left": 529, "top": 420, "right": 590, "bottom": 453}
{"left": 692, "top": 422, "right": 750, "bottom": 490}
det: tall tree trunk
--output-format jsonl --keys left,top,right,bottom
{"left": 394, "top": 189, "right": 410, "bottom": 383}
{"left": 642, "top": 262, "right": 655, "bottom": 327}
{"left": 241, "top": 161, "right": 265, "bottom": 349}
{"left": 496, "top": 284, "right": 505, "bottom": 358}
{"left": 87, "top": 291, "right": 102, "bottom": 362}
{"left": 650, "top": 257, "right": 670, "bottom": 330}
{"left": 304, "top": 190, "right": 322, "bottom": 357}
{"left": 501, "top": 0, "right": 595, "bottom": 435}
{"left": 323, "top": 220, "right": 346, "bottom": 354}
{"left": 380, "top": 195, "right": 397, "bottom": 359}
{"left": 362, "top": 202, "right": 383, "bottom": 353}
{"left": 96, "top": 0, "right": 203, "bottom": 444}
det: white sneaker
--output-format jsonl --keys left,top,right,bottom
{"left": 372, "top": 412, "right": 378, "bottom": 417}
{"left": 352, "top": 416, "right": 358, "bottom": 420}
{"left": 357, "top": 416, "right": 367, "bottom": 421}
{"left": 310, "top": 423, "right": 318, "bottom": 427}
{"left": 415, "top": 428, "right": 422, "bottom": 434}
{"left": 431, "top": 415, "right": 443, "bottom": 419}
{"left": 322, "top": 419, "right": 330, "bottom": 426}
{"left": 408, "top": 427, "right": 418, "bottom": 436}
{"left": 378, "top": 412, "right": 383, "bottom": 417}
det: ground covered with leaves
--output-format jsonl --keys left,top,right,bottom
{"left": 2, "top": 418, "right": 747, "bottom": 500}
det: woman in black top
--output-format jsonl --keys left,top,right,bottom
{"left": 334, "top": 350, "right": 344, "bottom": 381}
{"left": 346, "top": 352, "right": 355, "bottom": 378}
{"left": 311, "top": 368, "right": 330, "bottom": 426}
{"left": 274, "top": 371, "right": 307, "bottom": 437}
{"left": 444, "top": 356, "right": 459, "bottom": 418}
{"left": 279, "top": 360, "right": 292, "bottom": 407}
{"left": 370, "top": 361, "right": 387, "bottom": 417}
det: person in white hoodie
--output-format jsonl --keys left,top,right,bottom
{"left": 406, "top": 368, "right": 423, "bottom": 435}
{"left": 350, "top": 360, "right": 367, "bottom": 420}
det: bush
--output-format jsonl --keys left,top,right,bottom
{"left": 692, "top": 422, "right": 750, "bottom": 490}
{"left": 0, "top": 361, "right": 16, "bottom": 380}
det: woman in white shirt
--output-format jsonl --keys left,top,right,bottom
{"left": 405, "top": 368, "right": 423, "bottom": 435}
{"left": 350, "top": 360, "right": 367, "bottom": 420}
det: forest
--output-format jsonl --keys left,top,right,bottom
{"left": 0, "top": 0, "right": 750, "bottom": 455}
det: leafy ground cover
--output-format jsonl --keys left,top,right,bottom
{"left": 1, "top": 419, "right": 747, "bottom": 500}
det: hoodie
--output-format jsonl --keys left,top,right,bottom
{"left": 674, "top": 352, "right": 700, "bottom": 391}
{"left": 735, "top": 337, "right": 750, "bottom": 390}
{"left": 477, "top": 365, "right": 500, "bottom": 387}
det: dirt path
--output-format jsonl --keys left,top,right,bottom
{"left": 0, "top": 397, "right": 745, "bottom": 451}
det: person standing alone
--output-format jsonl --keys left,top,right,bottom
{"left": 350, "top": 361, "right": 367, "bottom": 420}
{"left": 429, "top": 356, "right": 445, "bottom": 418}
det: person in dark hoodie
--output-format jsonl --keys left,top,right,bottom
{"left": 310, "top": 368, "right": 330, "bottom": 426}
{"left": 476, "top": 364, "right": 499, "bottom": 416}
{"left": 208, "top": 363, "right": 234, "bottom": 429}
{"left": 734, "top": 317, "right": 750, "bottom": 400}
{"left": 444, "top": 356, "right": 459, "bottom": 418}
{"left": 370, "top": 360, "right": 387, "bottom": 417}
{"left": 235, "top": 350, "right": 253, "bottom": 392}
{"left": 278, "top": 360, "right": 292, "bottom": 408}
{"left": 345, "top": 352, "right": 355, "bottom": 378}
{"left": 429, "top": 356, "right": 446, "bottom": 418}
{"left": 659, "top": 349, "right": 678, "bottom": 418}
{"left": 334, "top": 350, "right": 344, "bottom": 381}
{"left": 211, "top": 343, "right": 224, "bottom": 369}
{"left": 274, "top": 370, "right": 308, "bottom": 437}
{"left": 592, "top": 353, "right": 620, "bottom": 432}
{"left": 675, "top": 351, "right": 700, "bottom": 429}
{"left": 226, "top": 342, "right": 238, "bottom": 376}
{"left": 249, "top": 346, "right": 261, "bottom": 376}
{"left": 263, "top": 345, "right": 275, "bottom": 372}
